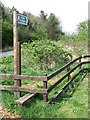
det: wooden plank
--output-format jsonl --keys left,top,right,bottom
{"left": 83, "top": 55, "right": 90, "bottom": 58}
{"left": 0, "top": 74, "right": 47, "bottom": 81}
{"left": 0, "top": 85, "right": 47, "bottom": 94}
{"left": 82, "top": 61, "right": 90, "bottom": 64}
{"left": 61, "top": 69, "right": 82, "bottom": 90}
{"left": 47, "top": 69, "right": 82, "bottom": 104}
{"left": 15, "top": 93, "right": 37, "bottom": 105}
{"left": 0, "top": 61, "right": 89, "bottom": 81}
{"left": 47, "top": 63, "right": 82, "bottom": 93}
{"left": 83, "top": 68, "right": 90, "bottom": 71}
{"left": 47, "top": 89, "right": 63, "bottom": 104}
{"left": 47, "top": 57, "right": 82, "bottom": 80}
{"left": 0, "top": 74, "right": 14, "bottom": 79}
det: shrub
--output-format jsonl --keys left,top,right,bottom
{"left": 2, "top": 20, "right": 13, "bottom": 48}
{"left": 21, "top": 39, "right": 72, "bottom": 71}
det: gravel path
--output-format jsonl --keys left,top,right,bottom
{"left": 0, "top": 51, "right": 13, "bottom": 58}
{"left": 0, "top": 103, "right": 20, "bottom": 119}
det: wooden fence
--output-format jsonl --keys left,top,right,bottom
{"left": 0, "top": 55, "right": 90, "bottom": 105}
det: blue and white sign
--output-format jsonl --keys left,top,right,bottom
{"left": 18, "top": 13, "right": 28, "bottom": 25}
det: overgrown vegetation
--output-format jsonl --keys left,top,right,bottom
{"left": 58, "top": 20, "right": 88, "bottom": 57}
{"left": 21, "top": 39, "right": 72, "bottom": 72}
{"left": 0, "top": 39, "right": 72, "bottom": 86}
{"left": 1, "top": 72, "right": 88, "bottom": 118}
{"left": 0, "top": 44, "right": 88, "bottom": 118}
{"left": 0, "top": 1, "right": 88, "bottom": 119}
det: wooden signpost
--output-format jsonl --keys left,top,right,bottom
{"left": 13, "top": 9, "right": 28, "bottom": 97}
{"left": 13, "top": 9, "right": 19, "bottom": 96}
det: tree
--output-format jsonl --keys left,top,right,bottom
{"left": 40, "top": 10, "right": 47, "bottom": 20}
{"left": 47, "top": 13, "right": 62, "bottom": 40}
{"left": 2, "top": 20, "right": 13, "bottom": 47}
{"left": 0, "top": 2, "right": 7, "bottom": 20}
{"left": 77, "top": 20, "right": 88, "bottom": 41}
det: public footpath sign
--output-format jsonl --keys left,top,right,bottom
{"left": 18, "top": 13, "right": 28, "bottom": 25}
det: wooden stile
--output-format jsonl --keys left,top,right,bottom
{"left": 15, "top": 93, "right": 37, "bottom": 105}
{"left": 0, "top": 55, "right": 90, "bottom": 104}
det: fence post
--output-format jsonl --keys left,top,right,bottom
{"left": 17, "top": 42, "right": 21, "bottom": 97}
{"left": 67, "top": 65, "right": 70, "bottom": 81}
{"left": 43, "top": 74, "right": 48, "bottom": 102}
{"left": 79, "top": 58, "right": 82, "bottom": 70}
{"left": 14, "top": 42, "right": 21, "bottom": 97}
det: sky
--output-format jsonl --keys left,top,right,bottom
{"left": 1, "top": 0, "right": 89, "bottom": 33}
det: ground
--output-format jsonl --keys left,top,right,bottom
{"left": 0, "top": 75, "right": 88, "bottom": 118}
{"left": 0, "top": 103, "right": 19, "bottom": 119}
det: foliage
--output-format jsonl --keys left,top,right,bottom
{"left": 76, "top": 20, "right": 88, "bottom": 41}
{"left": 58, "top": 20, "right": 88, "bottom": 42}
{"left": 35, "top": 27, "right": 48, "bottom": 40}
{"left": 39, "top": 11, "right": 63, "bottom": 40}
{"left": 21, "top": 39, "right": 72, "bottom": 71}
{"left": 58, "top": 20, "right": 88, "bottom": 57}
{"left": 1, "top": 2, "right": 64, "bottom": 48}
{"left": 2, "top": 20, "right": 13, "bottom": 47}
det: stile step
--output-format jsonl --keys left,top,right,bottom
{"left": 15, "top": 93, "right": 37, "bottom": 105}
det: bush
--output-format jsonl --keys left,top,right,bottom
{"left": 21, "top": 39, "right": 72, "bottom": 71}
{"left": 2, "top": 20, "right": 13, "bottom": 48}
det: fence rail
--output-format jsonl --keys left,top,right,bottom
{"left": 0, "top": 74, "right": 47, "bottom": 81}
{"left": 0, "top": 54, "right": 90, "bottom": 104}
{"left": 0, "top": 85, "right": 47, "bottom": 94}
{"left": 47, "top": 69, "right": 82, "bottom": 103}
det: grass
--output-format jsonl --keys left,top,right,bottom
{"left": 0, "top": 55, "right": 68, "bottom": 86}
{"left": 0, "top": 50, "right": 89, "bottom": 118}
{"left": 0, "top": 71, "right": 88, "bottom": 118}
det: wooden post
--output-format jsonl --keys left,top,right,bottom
{"left": 79, "top": 58, "right": 82, "bottom": 70}
{"left": 13, "top": 9, "right": 19, "bottom": 96}
{"left": 17, "top": 42, "right": 21, "bottom": 97}
{"left": 67, "top": 65, "right": 72, "bottom": 90}
{"left": 43, "top": 74, "right": 48, "bottom": 102}
{"left": 67, "top": 66, "right": 70, "bottom": 81}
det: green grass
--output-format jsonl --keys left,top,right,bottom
{"left": 0, "top": 55, "right": 68, "bottom": 86}
{"left": 1, "top": 72, "right": 88, "bottom": 118}
{"left": 0, "top": 52, "right": 89, "bottom": 118}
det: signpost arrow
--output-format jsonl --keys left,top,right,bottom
{"left": 18, "top": 13, "right": 28, "bottom": 25}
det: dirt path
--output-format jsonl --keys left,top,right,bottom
{"left": 0, "top": 102, "right": 20, "bottom": 119}
{"left": 0, "top": 103, "right": 3, "bottom": 119}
